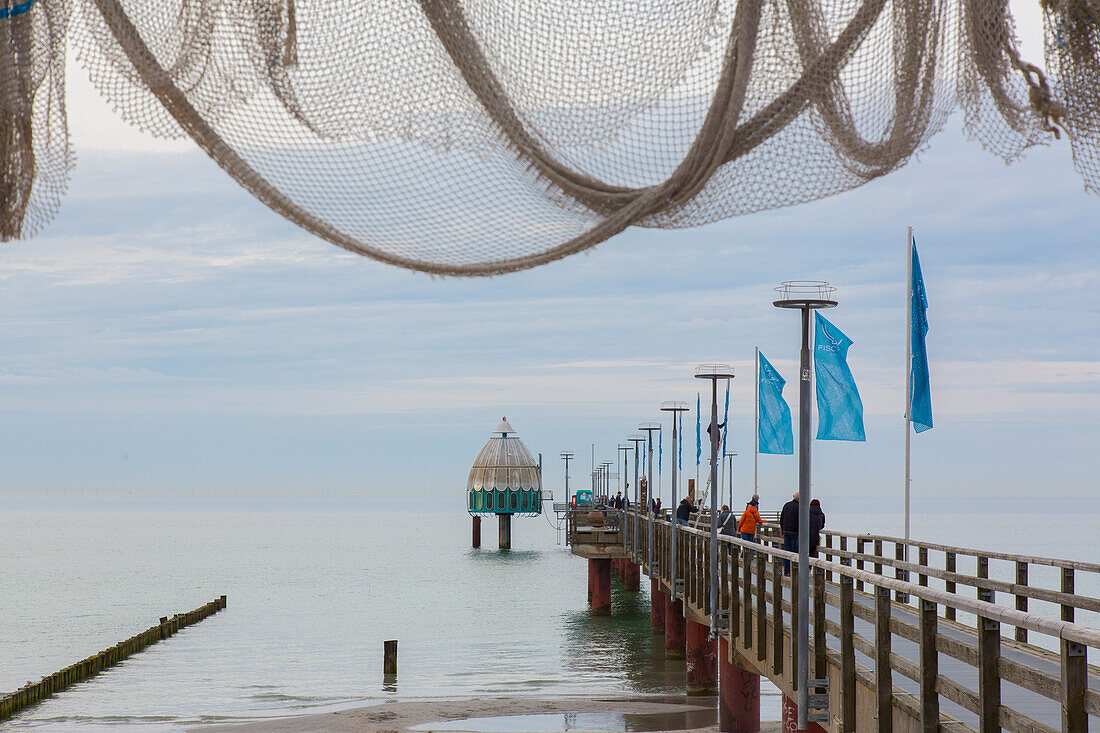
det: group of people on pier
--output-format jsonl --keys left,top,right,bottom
{"left": 651, "top": 489, "right": 826, "bottom": 573}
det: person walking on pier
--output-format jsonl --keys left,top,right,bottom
{"left": 676, "top": 495, "right": 697, "bottom": 526}
{"left": 780, "top": 491, "right": 800, "bottom": 575}
{"left": 808, "top": 498, "right": 826, "bottom": 558}
{"left": 737, "top": 495, "right": 763, "bottom": 558}
{"left": 718, "top": 504, "right": 736, "bottom": 535}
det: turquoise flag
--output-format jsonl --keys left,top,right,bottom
{"left": 910, "top": 243, "right": 933, "bottom": 433}
{"left": 758, "top": 352, "right": 794, "bottom": 454}
{"left": 696, "top": 394, "right": 701, "bottom": 466}
{"left": 814, "top": 312, "right": 866, "bottom": 441}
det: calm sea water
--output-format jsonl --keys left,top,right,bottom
{"left": 1, "top": 509, "right": 1097, "bottom": 731}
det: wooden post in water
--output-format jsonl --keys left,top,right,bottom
{"left": 471, "top": 516, "right": 481, "bottom": 548}
{"left": 590, "top": 558, "right": 611, "bottom": 615}
{"left": 383, "top": 640, "right": 398, "bottom": 675}
{"left": 498, "top": 513, "right": 511, "bottom": 550}
{"left": 651, "top": 580, "right": 666, "bottom": 633}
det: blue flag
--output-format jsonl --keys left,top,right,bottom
{"left": 814, "top": 312, "right": 866, "bottom": 441}
{"left": 758, "top": 352, "right": 794, "bottom": 454}
{"left": 696, "top": 394, "right": 701, "bottom": 466}
{"left": 910, "top": 243, "right": 933, "bottom": 433}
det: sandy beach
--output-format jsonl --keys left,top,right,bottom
{"left": 194, "top": 697, "right": 781, "bottom": 733}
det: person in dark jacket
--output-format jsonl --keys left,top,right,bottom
{"left": 780, "top": 491, "right": 799, "bottom": 575}
{"left": 808, "top": 498, "right": 826, "bottom": 558}
{"left": 613, "top": 492, "right": 624, "bottom": 510}
{"left": 675, "top": 496, "right": 697, "bottom": 526}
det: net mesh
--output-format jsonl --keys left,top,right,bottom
{"left": 1, "top": 0, "right": 1096, "bottom": 275}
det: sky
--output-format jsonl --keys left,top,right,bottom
{"left": 0, "top": 2, "right": 1096, "bottom": 514}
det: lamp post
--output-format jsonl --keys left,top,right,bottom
{"left": 725, "top": 450, "right": 737, "bottom": 507}
{"left": 618, "top": 445, "right": 631, "bottom": 547}
{"left": 638, "top": 421, "right": 661, "bottom": 573}
{"left": 629, "top": 434, "right": 646, "bottom": 563}
{"left": 560, "top": 452, "right": 573, "bottom": 507}
{"left": 601, "top": 462, "right": 613, "bottom": 502}
{"left": 694, "top": 365, "right": 734, "bottom": 636}
{"left": 774, "top": 280, "right": 837, "bottom": 731}
{"left": 660, "top": 401, "right": 690, "bottom": 603}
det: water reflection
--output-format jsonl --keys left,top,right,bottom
{"left": 560, "top": 577, "right": 687, "bottom": 695}
{"left": 410, "top": 710, "right": 717, "bottom": 733}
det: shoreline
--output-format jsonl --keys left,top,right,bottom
{"left": 192, "top": 696, "right": 781, "bottom": 733}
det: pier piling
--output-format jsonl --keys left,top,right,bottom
{"left": 651, "top": 580, "right": 666, "bottom": 633}
{"left": 719, "top": 638, "right": 760, "bottom": 733}
{"left": 498, "top": 513, "right": 511, "bottom": 550}
{"left": 685, "top": 619, "right": 717, "bottom": 694}
{"left": 623, "top": 561, "right": 640, "bottom": 591}
{"left": 471, "top": 516, "right": 481, "bottom": 548}
{"left": 664, "top": 595, "right": 686, "bottom": 658}
{"left": 589, "top": 558, "right": 611, "bottom": 615}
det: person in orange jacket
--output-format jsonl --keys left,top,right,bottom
{"left": 737, "top": 495, "right": 763, "bottom": 557}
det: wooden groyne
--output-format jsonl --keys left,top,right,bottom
{"left": 0, "top": 595, "right": 227, "bottom": 722}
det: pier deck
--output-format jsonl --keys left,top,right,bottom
{"left": 568, "top": 509, "right": 1100, "bottom": 732}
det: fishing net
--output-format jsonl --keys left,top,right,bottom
{"left": 0, "top": 0, "right": 1095, "bottom": 275}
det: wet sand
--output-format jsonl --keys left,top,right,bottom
{"left": 194, "top": 696, "right": 781, "bottom": 733}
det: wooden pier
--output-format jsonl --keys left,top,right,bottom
{"left": 568, "top": 510, "right": 1100, "bottom": 733}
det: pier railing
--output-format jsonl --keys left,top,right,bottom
{"left": 613, "top": 508, "right": 1100, "bottom": 733}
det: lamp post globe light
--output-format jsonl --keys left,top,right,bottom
{"left": 659, "top": 401, "right": 690, "bottom": 603}
{"left": 638, "top": 421, "right": 661, "bottom": 572}
{"left": 694, "top": 364, "right": 734, "bottom": 637}
{"left": 773, "top": 281, "right": 836, "bottom": 730}
{"left": 628, "top": 434, "right": 646, "bottom": 563}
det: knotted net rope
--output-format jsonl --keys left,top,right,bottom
{"left": 0, "top": 0, "right": 1095, "bottom": 275}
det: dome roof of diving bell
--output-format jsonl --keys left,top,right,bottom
{"left": 467, "top": 416, "right": 542, "bottom": 492}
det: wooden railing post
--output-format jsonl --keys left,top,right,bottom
{"left": 743, "top": 547, "right": 753, "bottom": 647}
{"left": 791, "top": 561, "right": 799, "bottom": 681}
{"left": 978, "top": 613, "right": 1001, "bottom": 733}
{"left": 874, "top": 539, "right": 883, "bottom": 577}
{"left": 945, "top": 552, "right": 956, "bottom": 621}
{"left": 1060, "top": 639, "right": 1086, "bottom": 732}
{"left": 856, "top": 538, "right": 866, "bottom": 592}
{"left": 729, "top": 545, "right": 739, "bottom": 641}
{"left": 1015, "top": 561, "right": 1028, "bottom": 643}
{"left": 825, "top": 534, "right": 834, "bottom": 583}
{"left": 919, "top": 599, "right": 939, "bottom": 733}
{"left": 918, "top": 547, "right": 928, "bottom": 587}
{"left": 773, "top": 555, "right": 784, "bottom": 676}
{"left": 814, "top": 566, "right": 826, "bottom": 681}
{"left": 875, "top": 586, "right": 892, "bottom": 733}
{"left": 756, "top": 551, "right": 766, "bottom": 662}
{"left": 895, "top": 542, "right": 909, "bottom": 602}
{"left": 840, "top": 574, "right": 855, "bottom": 733}
{"left": 840, "top": 535, "right": 848, "bottom": 566}
{"left": 1061, "top": 567, "right": 1075, "bottom": 622}
{"left": 977, "top": 556, "right": 994, "bottom": 606}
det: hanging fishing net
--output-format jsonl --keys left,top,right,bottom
{"left": 0, "top": 0, "right": 1094, "bottom": 275}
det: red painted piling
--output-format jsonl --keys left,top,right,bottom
{"left": 624, "top": 561, "right": 640, "bottom": 591}
{"left": 590, "top": 558, "right": 612, "bottom": 615}
{"left": 665, "top": 595, "right": 686, "bottom": 658}
{"left": 686, "top": 619, "right": 718, "bottom": 694}
{"left": 719, "top": 637, "right": 760, "bottom": 732}
{"left": 651, "top": 579, "right": 666, "bottom": 633}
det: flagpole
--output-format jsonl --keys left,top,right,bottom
{"left": 696, "top": 392, "right": 701, "bottom": 493}
{"left": 905, "top": 226, "right": 913, "bottom": 565}
{"left": 754, "top": 346, "right": 759, "bottom": 496}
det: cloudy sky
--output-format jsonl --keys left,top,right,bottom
{"left": 0, "top": 3, "right": 1095, "bottom": 513}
